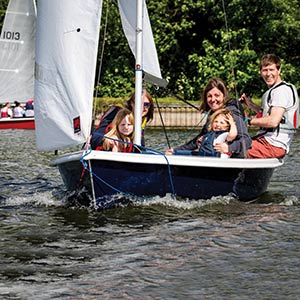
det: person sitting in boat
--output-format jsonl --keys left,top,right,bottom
{"left": 24, "top": 99, "right": 34, "bottom": 117}
{"left": 13, "top": 101, "right": 25, "bottom": 118}
{"left": 240, "top": 54, "right": 299, "bottom": 159}
{"left": 196, "top": 108, "right": 238, "bottom": 158}
{"left": 0, "top": 102, "right": 12, "bottom": 118}
{"left": 165, "top": 77, "right": 252, "bottom": 158}
{"left": 90, "top": 89, "right": 154, "bottom": 150}
{"left": 98, "top": 108, "right": 135, "bottom": 152}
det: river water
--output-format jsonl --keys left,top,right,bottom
{"left": 1, "top": 129, "right": 300, "bottom": 299}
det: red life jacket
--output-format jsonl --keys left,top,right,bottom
{"left": 95, "top": 141, "right": 133, "bottom": 152}
{"left": 1, "top": 108, "right": 8, "bottom": 118}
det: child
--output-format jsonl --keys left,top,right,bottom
{"left": 197, "top": 108, "right": 238, "bottom": 157}
{"left": 99, "top": 108, "right": 134, "bottom": 152}
{"left": 91, "top": 89, "right": 154, "bottom": 150}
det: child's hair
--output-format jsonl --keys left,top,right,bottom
{"left": 208, "top": 108, "right": 232, "bottom": 132}
{"left": 102, "top": 108, "right": 134, "bottom": 151}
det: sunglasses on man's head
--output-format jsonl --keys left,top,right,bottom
{"left": 143, "top": 102, "right": 151, "bottom": 108}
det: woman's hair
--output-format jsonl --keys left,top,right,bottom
{"left": 124, "top": 89, "right": 154, "bottom": 122}
{"left": 208, "top": 108, "right": 232, "bottom": 132}
{"left": 102, "top": 108, "right": 134, "bottom": 151}
{"left": 260, "top": 54, "right": 281, "bottom": 70}
{"left": 199, "top": 77, "right": 229, "bottom": 112}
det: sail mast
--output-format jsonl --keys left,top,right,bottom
{"left": 118, "top": 0, "right": 167, "bottom": 146}
{"left": 133, "top": 0, "right": 143, "bottom": 145}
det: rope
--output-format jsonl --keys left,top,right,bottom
{"left": 92, "top": 0, "right": 110, "bottom": 121}
{"left": 80, "top": 134, "right": 177, "bottom": 208}
{"left": 151, "top": 112, "right": 208, "bottom": 151}
{"left": 221, "top": 0, "right": 249, "bottom": 158}
{"left": 152, "top": 89, "right": 172, "bottom": 149}
{"left": 81, "top": 153, "right": 151, "bottom": 203}
{"left": 221, "top": 0, "right": 238, "bottom": 100}
{"left": 147, "top": 82, "right": 206, "bottom": 151}
{"left": 168, "top": 89, "right": 201, "bottom": 111}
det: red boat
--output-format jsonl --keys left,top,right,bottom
{"left": 0, "top": 117, "right": 35, "bottom": 130}
{"left": 0, "top": 0, "right": 36, "bottom": 130}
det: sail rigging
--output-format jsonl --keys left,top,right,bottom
{"left": 34, "top": 0, "right": 164, "bottom": 151}
{"left": 35, "top": 0, "right": 103, "bottom": 151}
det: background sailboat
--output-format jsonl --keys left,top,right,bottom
{"left": 35, "top": 0, "right": 283, "bottom": 210}
{"left": 0, "top": 0, "right": 36, "bottom": 129}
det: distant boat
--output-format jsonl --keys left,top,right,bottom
{"left": 35, "top": 0, "right": 283, "bottom": 210}
{"left": 0, "top": 116, "right": 34, "bottom": 129}
{"left": 0, "top": 0, "right": 36, "bottom": 130}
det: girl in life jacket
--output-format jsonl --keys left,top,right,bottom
{"left": 97, "top": 108, "right": 135, "bottom": 152}
{"left": 91, "top": 90, "right": 154, "bottom": 150}
{"left": 197, "top": 108, "right": 238, "bottom": 157}
{"left": 1, "top": 102, "right": 12, "bottom": 118}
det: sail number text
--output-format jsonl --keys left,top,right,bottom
{"left": 1, "top": 31, "right": 21, "bottom": 40}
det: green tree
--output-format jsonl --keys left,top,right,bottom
{"left": 2, "top": 0, "right": 299, "bottom": 101}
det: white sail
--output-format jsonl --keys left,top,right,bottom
{"left": 118, "top": 0, "right": 166, "bottom": 144}
{"left": 0, "top": 0, "right": 36, "bottom": 103}
{"left": 34, "top": 0, "right": 103, "bottom": 151}
{"left": 118, "top": 0, "right": 163, "bottom": 82}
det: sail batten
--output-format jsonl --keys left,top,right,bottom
{"left": 5, "top": 11, "right": 33, "bottom": 16}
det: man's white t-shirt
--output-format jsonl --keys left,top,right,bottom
{"left": 257, "top": 81, "right": 298, "bottom": 153}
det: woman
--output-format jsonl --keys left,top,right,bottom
{"left": 166, "top": 78, "right": 251, "bottom": 158}
{"left": 91, "top": 89, "right": 154, "bottom": 150}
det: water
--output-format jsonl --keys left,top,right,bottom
{"left": 1, "top": 129, "right": 300, "bottom": 300}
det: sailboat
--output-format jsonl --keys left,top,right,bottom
{"left": 35, "top": 0, "right": 283, "bottom": 210}
{"left": 0, "top": 0, "right": 36, "bottom": 130}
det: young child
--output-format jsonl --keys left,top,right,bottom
{"left": 197, "top": 108, "right": 238, "bottom": 157}
{"left": 99, "top": 108, "right": 134, "bottom": 152}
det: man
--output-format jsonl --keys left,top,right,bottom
{"left": 241, "top": 54, "right": 299, "bottom": 158}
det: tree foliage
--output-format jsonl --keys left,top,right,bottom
{"left": 1, "top": 0, "right": 300, "bottom": 101}
{"left": 96, "top": 0, "right": 300, "bottom": 100}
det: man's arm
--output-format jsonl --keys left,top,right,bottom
{"left": 249, "top": 106, "right": 285, "bottom": 128}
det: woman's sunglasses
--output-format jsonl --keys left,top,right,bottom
{"left": 143, "top": 102, "right": 151, "bottom": 109}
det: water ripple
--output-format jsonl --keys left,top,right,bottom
{"left": 1, "top": 129, "right": 300, "bottom": 299}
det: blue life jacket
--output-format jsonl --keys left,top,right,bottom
{"left": 198, "top": 130, "right": 227, "bottom": 157}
